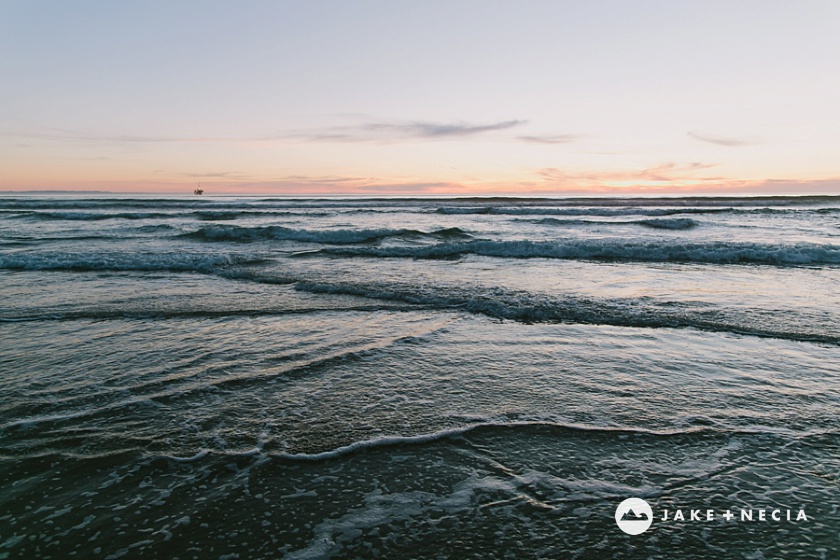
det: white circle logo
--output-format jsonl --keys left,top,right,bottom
{"left": 615, "top": 498, "right": 653, "bottom": 535}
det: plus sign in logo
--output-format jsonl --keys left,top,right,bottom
{"left": 615, "top": 498, "right": 653, "bottom": 535}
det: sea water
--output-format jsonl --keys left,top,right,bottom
{"left": 0, "top": 195, "right": 838, "bottom": 559}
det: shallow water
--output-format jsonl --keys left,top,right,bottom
{"left": 1, "top": 195, "right": 838, "bottom": 558}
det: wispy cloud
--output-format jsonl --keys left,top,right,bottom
{"left": 8, "top": 167, "right": 840, "bottom": 197}
{"left": 193, "top": 175, "right": 463, "bottom": 195}
{"left": 159, "top": 161, "right": 840, "bottom": 196}
{"left": 7, "top": 119, "right": 527, "bottom": 145}
{"left": 517, "top": 134, "right": 579, "bottom": 144}
{"left": 174, "top": 171, "right": 249, "bottom": 179}
{"left": 537, "top": 162, "right": 719, "bottom": 185}
{"left": 290, "top": 119, "right": 526, "bottom": 143}
{"left": 533, "top": 162, "right": 724, "bottom": 193}
{"left": 688, "top": 131, "right": 756, "bottom": 147}
{"left": 193, "top": 163, "right": 725, "bottom": 195}
{"left": 371, "top": 120, "right": 524, "bottom": 137}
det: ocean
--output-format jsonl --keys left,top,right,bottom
{"left": 0, "top": 195, "right": 838, "bottom": 559}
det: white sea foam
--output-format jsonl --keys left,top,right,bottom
{"left": 271, "top": 420, "right": 707, "bottom": 462}
{"left": 163, "top": 449, "right": 210, "bottom": 463}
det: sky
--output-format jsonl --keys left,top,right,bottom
{"left": 2, "top": 0, "right": 840, "bottom": 196}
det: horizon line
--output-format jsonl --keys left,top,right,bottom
{"left": 3, "top": 189, "right": 840, "bottom": 201}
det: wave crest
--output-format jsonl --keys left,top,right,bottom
{"left": 529, "top": 217, "right": 698, "bottom": 230}
{"left": 312, "top": 239, "right": 840, "bottom": 266}
{"left": 0, "top": 251, "right": 264, "bottom": 272}
{"left": 181, "top": 225, "right": 471, "bottom": 244}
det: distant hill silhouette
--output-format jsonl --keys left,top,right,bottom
{"left": 620, "top": 508, "right": 650, "bottom": 522}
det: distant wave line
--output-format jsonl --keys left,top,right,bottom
{"left": 310, "top": 239, "right": 840, "bottom": 266}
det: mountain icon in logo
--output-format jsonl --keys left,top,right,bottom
{"left": 620, "top": 508, "right": 651, "bottom": 522}
{"left": 615, "top": 498, "right": 654, "bottom": 535}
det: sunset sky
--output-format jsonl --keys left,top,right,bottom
{"left": 2, "top": 1, "right": 840, "bottom": 196}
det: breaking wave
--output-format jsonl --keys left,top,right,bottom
{"left": 11, "top": 211, "right": 178, "bottom": 221}
{"left": 9, "top": 209, "right": 335, "bottom": 221}
{"left": 634, "top": 218, "right": 699, "bottom": 230}
{"left": 181, "top": 225, "right": 471, "bottom": 244}
{"left": 529, "top": 217, "right": 698, "bottom": 230}
{"left": 0, "top": 251, "right": 264, "bottom": 273}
